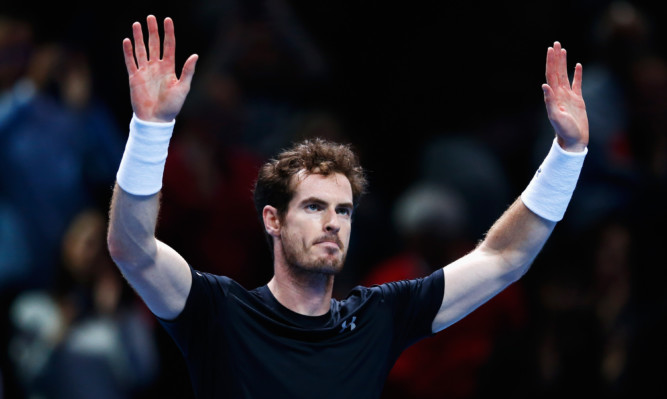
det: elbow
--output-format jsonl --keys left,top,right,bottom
{"left": 106, "top": 232, "right": 125, "bottom": 264}
{"left": 107, "top": 228, "right": 157, "bottom": 270}
{"left": 106, "top": 230, "right": 130, "bottom": 266}
{"left": 508, "top": 260, "right": 532, "bottom": 282}
{"left": 496, "top": 258, "right": 529, "bottom": 286}
{"left": 476, "top": 243, "right": 534, "bottom": 284}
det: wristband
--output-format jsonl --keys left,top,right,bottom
{"left": 116, "top": 114, "right": 175, "bottom": 196}
{"left": 520, "top": 138, "right": 587, "bottom": 222}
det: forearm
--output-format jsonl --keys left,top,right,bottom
{"left": 107, "top": 115, "right": 174, "bottom": 268}
{"left": 432, "top": 204, "right": 549, "bottom": 332}
{"left": 433, "top": 156, "right": 579, "bottom": 332}
{"left": 433, "top": 41, "right": 589, "bottom": 333}
{"left": 105, "top": 15, "right": 195, "bottom": 319}
{"left": 477, "top": 198, "right": 555, "bottom": 278}
{"left": 477, "top": 137, "right": 587, "bottom": 275}
{"left": 107, "top": 184, "right": 160, "bottom": 268}
{"left": 105, "top": 118, "right": 192, "bottom": 319}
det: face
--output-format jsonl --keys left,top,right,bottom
{"left": 278, "top": 172, "right": 354, "bottom": 275}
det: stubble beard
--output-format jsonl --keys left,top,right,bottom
{"left": 281, "top": 234, "right": 347, "bottom": 276}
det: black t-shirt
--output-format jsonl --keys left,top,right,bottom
{"left": 159, "top": 266, "right": 445, "bottom": 399}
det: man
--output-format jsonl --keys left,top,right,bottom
{"left": 107, "top": 15, "right": 588, "bottom": 399}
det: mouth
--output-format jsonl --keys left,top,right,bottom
{"left": 314, "top": 236, "right": 343, "bottom": 250}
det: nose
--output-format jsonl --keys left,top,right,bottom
{"left": 323, "top": 208, "right": 341, "bottom": 234}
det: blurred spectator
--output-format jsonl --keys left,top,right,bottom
{"left": 363, "top": 182, "right": 528, "bottom": 399}
{"left": 8, "top": 209, "right": 158, "bottom": 399}
{"left": 0, "top": 14, "right": 37, "bottom": 292}
{"left": 590, "top": 217, "right": 637, "bottom": 397}
{"left": 627, "top": 54, "right": 667, "bottom": 181}
{"left": 0, "top": 200, "right": 31, "bottom": 293}
{"left": 544, "top": 1, "right": 666, "bottom": 234}
{"left": 365, "top": 134, "right": 527, "bottom": 399}
{"left": 0, "top": 14, "right": 124, "bottom": 292}
{"left": 418, "top": 135, "right": 513, "bottom": 239}
{"left": 186, "top": 0, "right": 330, "bottom": 158}
{"left": 156, "top": 112, "right": 271, "bottom": 289}
{"left": 0, "top": 2, "right": 665, "bottom": 398}
{"left": 527, "top": 213, "right": 650, "bottom": 398}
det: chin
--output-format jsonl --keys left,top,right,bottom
{"left": 290, "top": 256, "right": 346, "bottom": 276}
{"left": 281, "top": 238, "right": 347, "bottom": 276}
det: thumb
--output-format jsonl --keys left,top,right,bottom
{"left": 542, "top": 84, "right": 552, "bottom": 101}
{"left": 179, "top": 54, "right": 198, "bottom": 88}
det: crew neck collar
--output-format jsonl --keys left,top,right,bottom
{"left": 255, "top": 285, "right": 333, "bottom": 329}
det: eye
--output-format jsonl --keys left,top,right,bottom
{"left": 336, "top": 207, "right": 352, "bottom": 217}
{"left": 306, "top": 203, "right": 322, "bottom": 212}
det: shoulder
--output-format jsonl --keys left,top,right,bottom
{"left": 159, "top": 267, "right": 254, "bottom": 329}
{"left": 190, "top": 268, "right": 245, "bottom": 294}
{"left": 334, "top": 268, "right": 444, "bottom": 313}
{"left": 171, "top": 267, "right": 252, "bottom": 317}
{"left": 366, "top": 268, "right": 444, "bottom": 302}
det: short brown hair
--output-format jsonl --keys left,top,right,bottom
{"left": 253, "top": 138, "right": 367, "bottom": 224}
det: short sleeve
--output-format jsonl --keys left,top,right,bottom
{"left": 375, "top": 268, "right": 444, "bottom": 349}
{"left": 158, "top": 266, "right": 229, "bottom": 355}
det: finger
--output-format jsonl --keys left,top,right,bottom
{"left": 545, "top": 46, "right": 557, "bottom": 87}
{"left": 179, "top": 54, "right": 199, "bottom": 89}
{"left": 122, "top": 38, "right": 138, "bottom": 75}
{"left": 147, "top": 15, "right": 160, "bottom": 61}
{"left": 572, "top": 63, "right": 583, "bottom": 96}
{"left": 556, "top": 43, "right": 570, "bottom": 88}
{"left": 542, "top": 84, "right": 560, "bottom": 125}
{"left": 163, "top": 17, "right": 175, "bottom": 67}
{"left": 132, "top": 22, "right": 148, "bottom": 67}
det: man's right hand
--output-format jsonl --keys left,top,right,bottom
{"left": 123, "top": 15, "right": 198, "bottom": 123}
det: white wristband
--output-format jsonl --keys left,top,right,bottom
{"left": 116, "top": 114, "right": 175, "bottom": 196}
{"left": 520, "top": 138, "right": 587, "bottom": 222}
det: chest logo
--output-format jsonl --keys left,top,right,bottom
{"left": 339, "top": 316, "right": 357, "bottom": 333}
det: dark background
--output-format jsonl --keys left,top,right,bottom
{"left": 2, "top": 1, "right": 666, "bottom": 398}
{"left": 13, "top": 0, "right": 665, "bottom": 193}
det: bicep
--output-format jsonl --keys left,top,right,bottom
{"left": 431, "top": 248, "right": 520, "bottom": 333}
{"left": 118, "top": 239, "right": 192, "bottom": 320}
{"left": 108, "top": 185, "right": 192, "bottom": 320}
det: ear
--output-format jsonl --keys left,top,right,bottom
{"left": 263, "top": 205, "right": 281, "bottom": 238}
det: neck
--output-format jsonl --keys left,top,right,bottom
{"left": 268, "top": 256, "right": 335, "bottom": 317}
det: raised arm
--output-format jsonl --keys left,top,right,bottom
{"left": 432, "top": 41, "right": 588, "bottom": 332}
{"left": 107, "top": 15, "right": 198, "bottom": 320}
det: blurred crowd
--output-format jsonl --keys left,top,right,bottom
{"left": 1, "top": 1, "right": 666, "bottom": 398}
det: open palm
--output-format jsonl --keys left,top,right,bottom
{"left": 542, "top": 41, "right": 588, "bottom": 152}
{"left": 123, "top": 15, "right": 198, "bottom": 122}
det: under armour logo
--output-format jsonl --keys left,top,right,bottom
{"left": 339, "top": 316, "right": 357, "bottom": 333}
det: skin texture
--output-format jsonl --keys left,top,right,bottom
{"left": 108, "top": 16, "right": 196, "bottom": 320}
{"left": 264, "top": 172, "right": 354, "bottom": 316}
{"left": 107, "top": 15, "right": 588, "bottom": 333}
{"left": 542, "top": 42, "right": 588, "bottom": 152}
{"left": 278, "top": 173, "right": 352, "bottom": 275}
{"left": 432, "top": 41, "right": 588, "bottom": 332}
{"left": 122, "top": 15, "right": 198, "bottom": 122}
